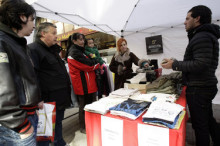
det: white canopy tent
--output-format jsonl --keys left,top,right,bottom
{"left": 28, "top": 0, "right": 220, "bottom": 103}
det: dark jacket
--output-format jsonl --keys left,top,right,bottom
{"left": 0, "top": 22, "right": 40, "bottom": 133}
{"left": 172, "top": 24, "right": 220, "bottom": 87}
{"left": 28, "top": 39, "right": 71, "bottom": 110}
{"left": 109, "top": 49, "right": 147, "bottom": 90}
{"left": 67, "top": 44, "right": 100, "bottom": 95}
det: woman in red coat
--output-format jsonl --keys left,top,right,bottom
{"left": 67, "top": 33, "right": 100, "bottom": 133}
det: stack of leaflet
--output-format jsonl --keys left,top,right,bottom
{"left": 130, "top": 93, "right": 177, "bottom": 103}
{"left": 109, "top": 88, "right": 139, "bottom": 98}
{"left": 84, "top": 97, "right": 126, "bottom": 115}
{"left": 109, "top": 98, "right": 151, "bottom": 120}
{"left": 142, "top": 101, "right": 184, "bottom": 129}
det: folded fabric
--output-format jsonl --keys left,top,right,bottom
{"left": 110, "top": 108, "right": 147, "bottom": 120}
{"left": 109, "top": 98, "right": 151, "bottom": 116}
{"left": 143, "top": 111, "right": 185, "bottom": 129}
{"left": 84, "top": 97, "right": 126, "bottom": 115}
{"left": 126, "top": 73, "right": 146, "bottom": 84}
{"left": 142, "top": 101, "right": 184, "bottom": 123}
{"left": 109, "top": 88, "right": 139, "bottom": 98}
{"left": 131, "top": 93, "right": 176, "bottom": 103}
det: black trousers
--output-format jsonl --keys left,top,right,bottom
{"left": 96, "top": 67, "right": 110, "bottom": 99}
{"left": 186, "top": 86, "right": 220, "bottom": 146}
{"left": 76, "top": 92, "right": 96, "bottom": 129}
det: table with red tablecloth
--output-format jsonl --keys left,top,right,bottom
{"left": 85, "top": 87, "right": 187, "bottom": 146}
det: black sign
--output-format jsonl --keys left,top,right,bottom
{"left": 145, "top": 35, "right": 163, "bottom": 55}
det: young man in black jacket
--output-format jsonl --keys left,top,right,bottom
{"left": 162, "top": 5, "right": 220, "bottom": 146}
{"left": 0, "top": 0, "right": 41, "bottom": 145}
{"left": 28, "top": 22, "right": 71, "bottom": 146}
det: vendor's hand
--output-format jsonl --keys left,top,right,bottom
{"left": 161, "top": 58, "right": 173, "bottom": 69}
{"left": 20, "top": 126, "right": 34, "bottom": 139}
{"left": 89, "top": 53, "right": 93, "bottom": 57}
{"left": 38, "top": 101, "right": 44, "bottom": 109}
{"left": 123, "top": 67, "right": 126, "bottom": 70}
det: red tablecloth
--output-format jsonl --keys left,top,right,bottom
{"left": 85, "top": 87, "right": 187, "bottom": 146}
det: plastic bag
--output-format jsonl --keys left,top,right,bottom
{"left": 37, "top": 102, "right": 56, "bottom": 142}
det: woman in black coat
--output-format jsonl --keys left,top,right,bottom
{"left": 109, "top": 38, "right": 149, "bottom": 90}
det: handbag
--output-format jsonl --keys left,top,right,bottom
{"left": 36, "top": 102, "right": 56, "bottom": 142}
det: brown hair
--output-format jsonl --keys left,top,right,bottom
{"left": 117, "top": 38, "right": 127, "bottom": 52}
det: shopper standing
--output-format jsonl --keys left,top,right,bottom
{"left": 29, "top": 22, "right": 71, "bottom": 146}
{"left": 67, "top": 33, "right": 100, "bottom": 134}
{"left": 0, "top": 0, "right": 41, "bottom": 145}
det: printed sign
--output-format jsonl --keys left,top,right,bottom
{"left": 138, "top": 124, "right": 169, "bottom": 146}
{"left": 101, "top": 116, "right": 123, "bottom": 146}
{"left": 145, "top": 35, "right": 163, "bottom": 55}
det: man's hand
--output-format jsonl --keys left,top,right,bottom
{"left": 161, "top": 58, "right": 174, "bottom": 69}
{"left": 20, "top": 126, "right": 34, "bottom": 139}
{"left": 38, "top": 101, "right": 44, "bottom": 109}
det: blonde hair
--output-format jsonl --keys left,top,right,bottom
{"left": 117, "top": 38, "right": 127, "bottom": 52}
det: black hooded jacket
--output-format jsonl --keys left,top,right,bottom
{"left": 172, "top": 24, "right": 220, "bottom": 87}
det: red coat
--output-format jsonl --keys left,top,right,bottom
{"left": 67, "top": 44, "right": 100, "bottom": 95}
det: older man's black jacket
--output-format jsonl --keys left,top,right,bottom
{"left": 28, "top": 40, "right": 71, "bottom": 110}
{"left": 172, "top": 24, "right": 220, "bottom": 87}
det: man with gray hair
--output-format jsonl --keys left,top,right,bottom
{"left": 28, "top": 22, "right": 71, "bottom": 146}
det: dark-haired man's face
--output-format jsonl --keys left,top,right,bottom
{"left": 184, "top": 12, "right": 200, "bottom": 32}
{"left": 20, "top": 15, "right": 35, "bottom": 37}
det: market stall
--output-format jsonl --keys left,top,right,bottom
{"left": 85, "top": 87, "right": 187, "bottom": 146}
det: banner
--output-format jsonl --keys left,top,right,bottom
{"left": 145, "top": 35, "right": 163, "bottom": 55}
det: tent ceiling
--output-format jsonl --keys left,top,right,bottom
{"left": 31, "top": 0, "right": 220, "bottom": 37}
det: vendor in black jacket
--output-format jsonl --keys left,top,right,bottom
{"left": 28, "top": 22, "right": 71, "bottom": 146}
{"left": 161, "top": 5, "right": 220, "bottom": 146}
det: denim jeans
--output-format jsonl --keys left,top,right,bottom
{"left": 186, "top": 86, "right": 220, "bottom": 146}
{"left": 0, "top": 114, "right": 37, "bottom": 146}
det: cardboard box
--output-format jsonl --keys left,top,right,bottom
{"left": 124, "top": 83, "right": 149, "bottom": 94}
